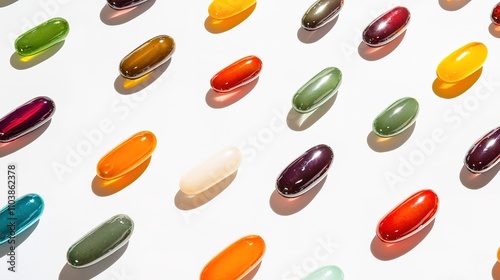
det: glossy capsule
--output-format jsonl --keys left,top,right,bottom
{"left": 107, "top": 0, "right": 149, "bottom": 10}
{"left": 67, "top": 214, "right": 134, "bottom": 268}
{"left": 0, "top": 96, "right": 55, "bottom": 143}
{"left": 464, "top": 126, "right": 500, "bottom": 173}
{"left": 276, "top": 144, "right": 333, "bottom": 198}
{"left": 377, "top": 189, "right": 439, "bottom": 243}
{"left": 362, "top": 6, "right": 410, "bottom": 47}
{"left": 302, "top": 0, "right": 344, "bottom": 30}
{"left": 436, "top": 42, "right": 487, "bottom": 83}
{"left": 200, "top": 235, "right": 265, "bottom": 280}
{"left": 208, "top": 0, "right": 256, "bottom": 20}
{"left": 0, "top": 194, "right": 44, "bottom": 245}
{"left": 372, "top": 97, "right": 419, "bottom": 138}
{"left": 15, "top": 17, "right": 69, "bottom": 56}
{"left": 180, "top": 146, "right": 242, "bottom": 195}
{"left": 492, "top": 3, "right": 500, "bottom": 25}
{"left": 97, "top": 131, "right": 156, "bottom": 180}
{"left": 303, "top": 265, "right": 344, "bottom": 280}
{"left": 119, "top": 35, "right": 175, "bottom": 80}
{"left": 210, "top": 55, "right": 262, "bottom": 93}
{"left": 292, "top": 67, "right": 342, "bottom": 113}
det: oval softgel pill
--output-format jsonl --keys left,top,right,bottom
{"left": 302, "top": 0, "right": 344, "bottom": 31}
{"left": 107, "top": 0, "right": 149, "bottom": 10}
{"left": 292, "top": 67, "right": 342, "bottom": 113}
{"left": 372, "top": 97, "right": 419, "bottom": 138}
{"left": 15, "top": 17, "right": 69, "bottom": 57}
{"left": 436, "top": 42, "right": 487, "bottom": 83}
{"left": 362, "top": 6, "right": 410, "bottom": 47}
{"left": 303, "top": 265, "right": 344, "bottom": 280}
{"left": 210, "top": 55, "right": 262, "bottom": 93}
{"left": 200, "top": 235, "right": 265, "bottom": 280}
{"left": 0, "top": 194, "right": 44, "bottom": 245}
{"left": 464, "top": 126, "right": 500, "bottom": 173}
{"left": 208, "top": 0, "right": 256, "bottom": 20}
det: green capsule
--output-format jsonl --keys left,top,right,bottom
{"left": 15, "top": 17, "right": 69, "bottom": 57}
{"left": 302, "top": 265, "right": 344, "bottom": 280}
{"left": 66, "top": 214, "right": 133, "bottom": 268}
{"left": 372, "top": 97, "right": 419, "bottom": 138}
{"left": 292, "top": 67, "right": 342, "bottom": 113}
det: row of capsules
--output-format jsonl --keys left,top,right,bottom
{"left": 0, "top": 0, "right": 499, "bottom": 279}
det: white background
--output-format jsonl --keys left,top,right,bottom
{"left": 0, "top": 0, "right": 499, "bottom": 279}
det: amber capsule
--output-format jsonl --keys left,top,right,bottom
{"left": 208, "top": 0, "right": 257, "bottom": 20}
{"left": 436, "top": 42, "right": 487, "bottom": 83}
{"left": 119, "top": 35, "right": 175, "bottom": 80}
{"left": 97, "top": 131, "right": 156, "bottom": 180}
{"left": 210, "top": 55, "right": 262, "bottom": 93}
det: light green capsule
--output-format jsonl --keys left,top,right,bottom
{"left": 292, "top": 67, "right": 342, "bottom": 113}
{"left": 372, "top": 97, "right": 419, "bottom": 138}
{"left": 15, "top": 17, "right": 69, "bottom": 56}
{"left": 303, "top": 265, "right": 344, "bottom": 280}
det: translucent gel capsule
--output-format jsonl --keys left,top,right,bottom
{"left": 200, "top": 235, "right": 265, "bottom": 280}
{"left": 292, "top": 67, "right": 342, "bottom": 113}
{"left": 302, "top": 0, "right": 344, "bottom": 31}
{"left": 464, "top": 126, "right": 500, "bottom": 173}
{"left": 276, "top": 144, "right": 333, "bottom": 198}
{"left": 303, "top": 265, "right": 344, "bottom": 280}
{"left": 0, "top": 96, "right": 55, "bottom": 143}
{"left": 180, "top": 146, "right": 242, "bottom": 195}
{"left": 372, "top": 97, "right": 419, "bottom": 138}
{"left": 377, "top": 189, "right": 439, "bottom": 243}
{"left": 67, "top": 214, "right": 133, "bottom": 268}
{"left": 362, "top": 6, "right": 410, "bottom": 47}
{"left": 15, "top": 17, "right": 69, "bottom": 57}
{"left": 208, "top": 0, "right": 256, "bottom": 20}
{"left": 0, "top": 194, "right": 44, "bottom": 245}
{"left": 107, "top": 0, "right": 149, "bottom": 10}
{"left": 119, "top": 35, "right": 175, "bottom": 80}
{"left": 210, "top": 55, "right": 262, "bottom": 93}
{"left": 492, "top": 3, "right": 500, "bottom": 25}
{"left": 97, "top": 131, "right": 156, "bottom": 180}
{"left": 436, "top": 42, "right": 487, "bottom": 83}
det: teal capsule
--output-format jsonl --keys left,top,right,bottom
{"left": 67, "top": 214, "right": 134, "bottom": 268}
{"left": 15, "top": 17, "right": 69, "bottom": 56}
{"left": 303, "top": 265, "right": 344, "bottom": 280}
{"left": 372, "top": 97, "right": 419, "bottom": 137}
{"left": 0, "top": 193, "right": 44, "bottom": 244}
{"left": 292, "top": 67, "right": 342, "bottom": 113}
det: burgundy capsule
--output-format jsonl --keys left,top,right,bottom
{"left": 0, "top": 96, "right": 55, "bottom": 142}
{"left": 276, "top": 144, "right": 333, "bottom": 198}
{"left": 464, "top": 126, "right": 500, "bottom": 173}
{"left": 107, "top": 0, "right": 149, "bottom": 10}
{"left": 362, "top": 6, "right": 410, "bottom": 47}
{"left": 492, "top": 2, "right": 500, "bottom": 25}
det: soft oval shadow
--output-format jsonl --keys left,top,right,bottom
{"left": 439, "top": 0, "right": 471, "bottom": 11}
{"left": 175, "top": 171, "right": 237, "bottom": 210}
{"left": 367, "top": 122, "right": 416, "bottom": 152}
{"left": 492, "top": 261, "right": 500, "bottom": 279}
{"left": 270, "top": 176, "right": 327, "bottom": 216}
{"left": 370, "top": 219, "right": 435, "bottom": 260}
{"left": 59, "top": 242, "right": 129, "bottom": 280}
{"left": 100, "top": 0, "right": 155, "bottom": 25}
{"left": 432, "top": 67, "right": 482, "bottom": 99}
{"left": 0, "top": 0, "right": 17, "bottom": 7}
{"left": 0, "top": 120, "right": 52, "bottom": 157}
{"left": 241, "top": 261, "right": 262, "bottom": 280}
{"left": 206, "top": 78, "right": 259, "bottom": 108}
{"left": 287, "top": 94, "right": 337, "bottom": 131}
{"left": 10, "top": 41, "right": 65, "bottom": 70}
{"left": 114, "top": 59, "right": 171, "bottom": 95}
{"left": 92, "top": 157, "right": 152, "bottom": 196}
{"left": 358, "top": 30, "right": 406, "bottom": 61}
{"left": 489, "top": 23, "right": 500, "bottom": 38}
{"left": 459, "top": 163, "right": 500, "bottom": 190}
{"left": 205, "top": 3, "right": 256, "bottom": 34}
{"left": 297, "top": 16, "right": 339, "bottom": 44}
{"left": 0, "top": 220, "right": 39, "bottom": 257}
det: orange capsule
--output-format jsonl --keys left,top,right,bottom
{"left": 200, "top": 235, "right": 265, "bottom": 280}
{"left": 97, "top": 131, "right": 157, "bottom": 180}
{"left": 210, "top": 55, "right": 262, "bottom": 93}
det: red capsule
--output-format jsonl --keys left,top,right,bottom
{"left": 492, "top": 2, "right": 500, "bottom": 25}
{"left": 210, "top": 55, "right": 262, "bottom": 93}
{"left": 362, "top": 6, "right": 410, "bottom": 47}
{"left": 377, "top": 189, "right": 438, "bottom": 243}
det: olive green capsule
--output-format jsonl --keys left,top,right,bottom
{"left": 15, "top": 17, "right": 69, "bottom": 57}
{"left": 372, "top": 97, "right": 419, "bottom": 137}
{"left": 292, "top": 67, "right": 342, "bottom": 113}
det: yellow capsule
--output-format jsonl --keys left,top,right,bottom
{"left": 436, "top": 42, "right": 487, "bottom": 83}
{"left": 97, "top": 131, "right": 156, "bottom": 180}
{"left": 208, "top": 0, "right": 256, "bottom": 20}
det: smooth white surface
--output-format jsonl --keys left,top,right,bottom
{"left": 0, "top": 1, "right": 499, "bottom": 279}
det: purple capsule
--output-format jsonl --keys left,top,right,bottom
{"left": 107, "top": 0, "right": 149, "bottom": 10}
{"left": 464, "top": 126, "right": 500, "bottom": 173}
{"left": 276, "top": 144, "right": 333, "bottom": 198}
{"left": 362, "top": 6, "right": 410, "bottom": 47}
{"left": 0, "top": 96, "right": 55, "bottom": 142}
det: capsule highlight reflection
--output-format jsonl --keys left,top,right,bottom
{"left": 208, "top": 0, "right": 256, "bottom": 20}
{"left": 15, "top": 17, "right": 69, "bottom": 56}
{"left": 436, "top": 42, "right": 487, "bottom": 83}
{"left": 0, "top": 194, "right": 44, "bottom": 245}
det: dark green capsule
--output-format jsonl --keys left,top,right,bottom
{"left": 292, "top": 67, "right": 342, "bottom": 113}
{"left": 66, "top": 214, "right": 134, "bottom": 268}
{"left": 372, "top": 97, "right": 419, "bottom": 137}
{"left": 15, "top": 17, "right": 69, "bottom": 57}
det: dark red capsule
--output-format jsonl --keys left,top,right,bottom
{"left": 0, "top": 96, "right": 55, "bottom": 142}
{"left": 362, "top": 6, "right": 410, "bottom": 47}
{"left": 276, "top": 144, "right": 333, "bottom": 198}
{"left": 464, "top": 126, "right": 500, "bottom": 173}
{"left": 107, "top": 0, "right": 149, "bottom": 10}
{"left": 492, "top": 2, "right": 500, "bottom": 25}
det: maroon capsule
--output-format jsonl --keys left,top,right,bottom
{"left": 0, "top": 96, "right": 55, "bottom": 142}
{"left": 464, "top": 126, "right": 500, "bottom": 173}
{"left": 362, "top": 6, "right": 410, "bottom": 47}
{"left": 107, "top": 0, "right": 149, "bottom": 10}
{"left": 492, "top": 2, "right": 500, "bottom": 25}
{"left": 276, "top": 144, "right": 333, "bottom": 198}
